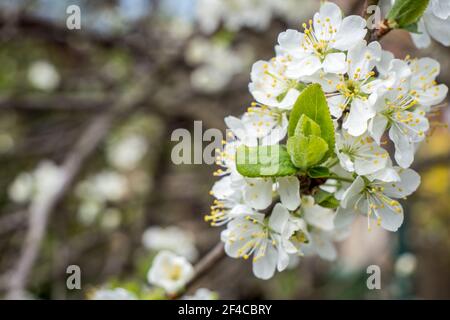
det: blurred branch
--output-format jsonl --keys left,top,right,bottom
{"left": 0, "top": 211, "right": 27, "bottom": 236}
{"left": 414, "top": 153, "right": 450, "bottom": 172}
{"left": 172, "top": 242, "right": 225, "bottom": 299}
{"left": 0, "top": 95, "right": 112, "bottom": 112}
{"left": 0, "top": 13, "right": 152, "bottom": 58}
{"left": 4, "top": 77, "right": 152, "bottom": 299}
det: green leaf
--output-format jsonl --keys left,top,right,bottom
{"left": 294, "top": 114, "right": 322, "bottom": 137}
{"left": 288, "top": 84, "right": 335, "bottom": 159}
{"left": 402, "top": 22, "right": 420, "bottom": 34}
{"left": 387, "top": 0, "right": 430, "bottom": 28}
{"left": 235, "top": 144, "right": 299, "bottom": 177}
{"left": 313, "top": 190, "right": 340, "bottom": 209}
{"left": 287, "top": 134, "right": 328, "bottom": 169}
{"left": 307, "top": 166, "right": 330, "bottom": 178}
{"left": 320, "top": 197, "right": 340, "bottom": 209}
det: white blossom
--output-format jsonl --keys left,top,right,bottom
{"left": 221, "top": 204, "right": 305, "bottom": 279}
{"left": 27, "top": 60, "right": 60, "bottom": 91}
{"left": 335, "top": 168, "right": 420, "bottom": 231}
{"left": 147, "top": 251, "right": 194, "bottom": 294}
{"left": 142, "top": 226, "right": 198, "bottom": 262}
{"left": 90, "top": 288, "right": 137, "bottom": 300}
{"left": 278, "top": 2, "right": 366, "bottom": 78}
{"left": 410, "top": 0, "right": 450, "bottom": 48}
{"left": 107, "top": 134, "right": 148, "bottom": 171}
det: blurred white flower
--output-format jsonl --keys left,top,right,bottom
{"left": 395, "top": 252, "right": 417, "bottom": 276}
{"left": 147, "top": 250, "right": 194, "bottom": 294}
{"left": 186, "top": 37, "right": 251, "bottom": 93}
{"left": 77, "top": 200, "right": 102, "bottom": 225}
{"left": 8, "top": 172, "right": 34, "bottom": 204}
{"left": 183, "top": 288, "right": 217, "bottom": 300}
{"left": 33, "top": 161, "right": 65, "bottom": 204}
{"left": 411, "top": 0, "right": 450, "bottom": 48}
{"left": 77, "top": 170, "right": 128, "bottom": 203}
{"left": 100, "top": 208, "right": 122, "bottom": 230}
{"left": 190, "top": 65, "right": 231, "bottom": 93}
{"left": 196, "top": 0, "right": 273, "bottom": 34}
{"left": 90, "top": 287, "right": 137, "bottom": 300}
{"left": 27, "top": 60, "right": 60, "bottom": 91}
{"left": 142, "top": 226, "right": 198, "bottom": 262}
{"left": 273, "top": 0, "right": 317, "bottom": 24}
{"left": 166, "top": 18, "right": 194, "bottom": 40}
{"left": 107, "top": 134, "right": 148, "bottom": 171}
{"left": 8, "top": 161, "right": 64, "bottom": 206}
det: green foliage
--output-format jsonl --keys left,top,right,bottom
{"left": 288, "top": 84, "right": 335, "bottom": 159}
{"left": 287, "top": 134, "right": 328, "bottom": 170}
{"left": 313, "top": 190, "right": 340, "bottom": 209}
{"left": 387, "top": 0, "right": 430, "bottom": 28}
{"left": 294, "top": 114, "right": 322, "bottom": 137}
{"left": 235, "top": 145, "right": 299, "bottom": 177}
{"left": 307, "top": 166, "right": 330, "bottom": 178}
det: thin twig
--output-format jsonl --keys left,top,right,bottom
{"left": 171, "top": 242, "right": 225, "bottom": 299}
{"left": 0, "top": 210, "right": 27, "bottom": 236}
{"left": 4, "top": 79, "right": 151, "bottom": 299}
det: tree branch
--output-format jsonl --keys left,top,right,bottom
{"left": 4, "top": 78, "right": 151, "bottom": 299}
{"left": 171, "top": 242, "right": 225, "bottom": 299}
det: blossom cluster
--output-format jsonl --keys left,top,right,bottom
{"left": 196, "top": 0, "right": 316, "bottom": 34}
{"left": 207, "top": 2, "right": 448, "bottom": 279}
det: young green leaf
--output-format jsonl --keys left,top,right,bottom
{"left": 387, "top": 0, "right": 430, "bottom": 28}
{"left": 307, "top": 166, "right": 330, "bottom": 178}
{"left": 235, "top": 144, "right": 299, "bottom": 177}
{"left": 287, "top": 134, "right": 328, "bottom": 169}
{"left": 313, "top": 190, "right": 340, "bottom": 209}
{"left": 319, "top": 197, "right": 340, "bottom": 209}
{"left": 294, "top": 114, "right": 322, "bottom": 137}
{"left": 288, "top": 84, "right": 335, "bottom": 159}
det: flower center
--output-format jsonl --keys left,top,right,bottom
{"left": 167, "top": 265, "right": 182, "bottom": 281}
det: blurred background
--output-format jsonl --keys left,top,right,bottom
{"left": 0, "top": 0, "right": 449, "bottom": 299}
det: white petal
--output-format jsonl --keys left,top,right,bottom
{"left": 431, "top": 0, "right": 450, "bottom": 19}
{"left": 211, "top": 176, "right": 234, "bottom": 199}
{"left": 347, "top": 40, "right": 381, "bottom": 79}
{"left": 376, "top": 50, "right": 395, "bottom": 76}
{"left": 313, "top": 2, "right": 342, "bottom": 41}
{"left": 423, "top": 13, "right": 450, "bottom": 46}
{"left": 368, "top": 114, "right": 388, "bottom": 144}
{"left": 278, "top": 29, "right": 304, "bottom": 53}
{"left": 286, "top": 55, "right": 322, "bottom": 78}
{"left": 367, "top": 166, "right": 400, "bottom": 182}
{"left": 252, "top": 242, "right": 278, "bottom": 280}
{"left": 383, "top": 168, "right": 421, "bottom": 198}
{"left": 277, "top": 88, "right": 300, "bottom": 109}
{"left": 417, "top": 84, "right": 448, "bottom": 106}
{"left": 375, "top": 201, "right": 404, "bottom": 232}
{"left": 343, "top": 98, "right": 375, "bottom": 136}
{"left": 243, "top": 178, "right": 273, "bottom": 210}
{"left": 269, "top": 203, "right": 290, "bottom": 234}
{"left": 304, "top": 205, "right": 335, "bottom": 231}
{"left": 327, "top": 94, "right": 346, "bottom": 118}
{"left": 334, "top": 206, "right": 357, "bottom": 228}
{"left": 277, "top": 176, "right": 300, "bottom": 210}
{"left": 333, "top": 16, "right": 367, "bottom": 50}
{"left": 411, "top": 19, "right": 432, "bottom": 48}
{"left": 341, "top": 176, "right": 365, "bottom": 209}
{"left": 275, "top": 241, "right": 290, "bottom": 272}
{"left": 224, "top": 116, "right": 246, "bottom": 141}
{"left": 322, "top": 52, "right": 347, "bottom": 74}
{"left": 389, "top": 126, "right": 415, "bottom": 168}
